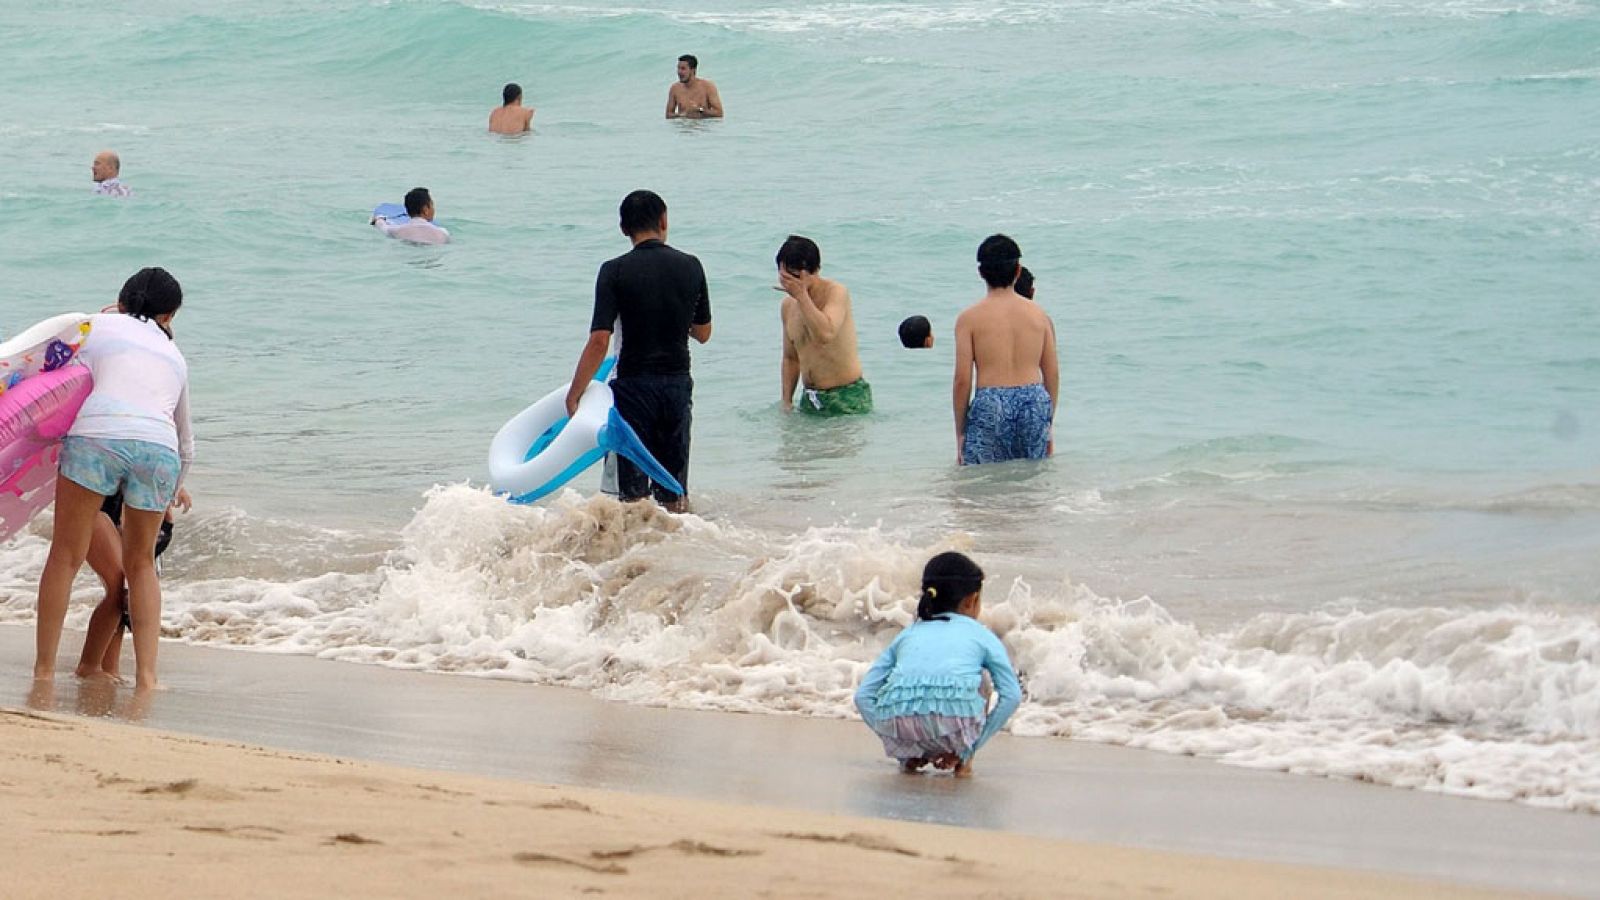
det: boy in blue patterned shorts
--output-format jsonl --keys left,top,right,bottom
{"left": 952, "top": 235, "right": 1059, "bottom": 465}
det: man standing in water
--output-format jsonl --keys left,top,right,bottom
{"left": 91, "top": 151, "right": 131, "bottom": 197}
{"left": 776, "top": 235, "right": 871, "bottom": 416}
{"left": 566, "top": 190, "right": 711, "bottom": 512}
{"left": 488, "top": 82, "right": 534, "bottom": 134}
{"left": 666, "top": 54, "right": 723, "bottom": 119}
{"left": 953, "top": 235, "right": 1059, "bottom": 465}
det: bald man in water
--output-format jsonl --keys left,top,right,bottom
{"left": 91, "top": 151, "right": 131, "bottom": 198}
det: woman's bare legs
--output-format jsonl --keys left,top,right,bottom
{"left": 75, "top": 513, "right": 126, "bottom": 679}
{"left": 100, "top": 614, "right": 126, "bottom": 678}
{"left": 119, "top": 506, "right": 165, "bottom": 691}
{"left": 35, "top": 477, "right": 107, "bottom": 681}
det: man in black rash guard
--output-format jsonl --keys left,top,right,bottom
{"left": 565, "top": 190, "right": 712, "bottom": 513}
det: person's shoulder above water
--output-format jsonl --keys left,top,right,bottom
{"left": 488, "top": 81, "right": 535, "bottom": 134}
{"left": 373, "top": 187, "right": 450, "bottom": 245}
{"left": 385, "top": 218, "right": 450, "bottom": 245}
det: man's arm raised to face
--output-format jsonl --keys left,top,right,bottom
{"left": 782, "top": 271, "right": 843, "bottom": 344}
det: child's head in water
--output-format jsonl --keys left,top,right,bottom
{"left": 1015, "top": 266, "right": 1035, "bottom": 300}
{"left": 917, "top": 551, "right": 984, "bottom": 621}
{"left": 898, "top": 315, "right": 933, "bottom": 349}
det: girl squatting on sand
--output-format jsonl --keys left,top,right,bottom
{"left": 855, "top": 552, "right": 1022, "bottom": 776}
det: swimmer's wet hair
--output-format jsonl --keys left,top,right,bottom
{"left": 775, "top": 235, "right": 821, "bottom": 274}
{"left": 619, "top": 189, "right": 667, "bottom": 237}
{"left": 977, "top": 234, "right": 1022, "bottom": 289}
{"left": 118, "top": 267, "right": 182, "bottom": 338}
{"left": 503, "top": 82, "right": 522, "bottom": 105}
{"left": 1015, "top": 266, "right": 1035, "bottom": 300}
{"left": 898, "top": 315, "right": 931, "bottom": 349}
{"left": 678, "top": 54, "right": 698, "bottom": 71}
{"left": 404, "top": 187, "right": 431, "bottom": 218}
{"left": 917, "top": 551, "right": 984, "bottom": 621}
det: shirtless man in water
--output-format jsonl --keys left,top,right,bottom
{"left": 666, "top": 55, "right": 723, "bottom": 119}
{"left": 777, "top": 236, "right": 871, "bottom": 416}
{"left": 488, "top": 82, "right": 534, "bottom": 134}
{"left": 953, "top": 235, "right": 1059, "bottom": 465}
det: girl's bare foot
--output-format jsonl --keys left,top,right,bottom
{"left": 954, "top": 760, "right": 974, "bottom": 778}
{"left": 26, "top": 679, "right": 56, "bottom": 711}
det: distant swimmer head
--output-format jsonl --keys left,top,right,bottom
{"left": 677, "top": 54, "right": 698, "bottom": 82}
{"left": 1015, "top": 266, "right": 1035, "bottom": 300}
{"left": 898, "top": 315, "right": 933, "bottom": 349}
{"left": 92, "top": 150, "right": 121, "bottom": 183}
{"left": 775, "top": 235, "right": 821, "bottom": 275}
{"left": 503, "top": 82, "right": 522, "bottom": 105}
{"left": 118, "top": 267, "right": 183, "bottom": 338}
{"left": 404, "top": 187, "right": 434, "bottom": 220}
{"left": 977, "top": 234, "right": 1022, "bottom": 289}
{"left": 619, "top": 189, "right": 667, "bottom": 239}
{"left": 918, "top": 551, "right": 984, "bottom": 621}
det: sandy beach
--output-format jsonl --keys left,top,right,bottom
{"left": 6, "top": 627, "right": 1598, "bottom": 897}
{"left": 4, "top": 705, "right": 1517, "bottom": 900}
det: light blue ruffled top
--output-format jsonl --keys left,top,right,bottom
{"left": 854, "top": 613, "right": 1023, "bottom": 761}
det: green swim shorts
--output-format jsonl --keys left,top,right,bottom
{"left": 799, "top": 378, "right": 874, "bottom": 417}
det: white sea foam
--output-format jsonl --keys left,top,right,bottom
{"left": 472, "top": 0, "right": 1596, "bottom": 31}
{"left": 3, "top": 484, "right": 1596, "bottom": 811}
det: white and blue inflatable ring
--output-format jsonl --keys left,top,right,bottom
{"left": 487, "top": 358, "right": 684, "bottom": 504}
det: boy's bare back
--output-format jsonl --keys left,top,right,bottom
{"left": 956, "top": 291, "right": 1056, "bottom": 389}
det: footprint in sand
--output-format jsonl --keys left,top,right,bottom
{"left": 184, "top": 824, "right": 286, "bottom": 841}
{"left": 134, "top": 778, "right": 240, "bottom": 801}
{"left": 535, "top": 797, "right": 597, "bottom": 813}
{"left": 512, "top": 852, "right": 626, "bottom": 875}
{"left": 591, "top": 840, "right": 759, "bottom": 860}
{"left": 0, "top": 708, "right": 76, "bottom": 730}
{"left": 771, "top": 831, "right": 921, "bottom": 858}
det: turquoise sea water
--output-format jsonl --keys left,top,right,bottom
{"left": 2, "top": 0, "right": 1598, "bottom": 810}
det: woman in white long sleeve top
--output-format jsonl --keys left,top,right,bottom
{"left": 34, "top": 267, "right": 192, "bottom": 691}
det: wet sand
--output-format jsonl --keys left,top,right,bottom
{"left": 5, "top": 625, "right": 1598, "bottom": 896}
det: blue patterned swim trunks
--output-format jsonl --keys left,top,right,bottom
{"left": 961, "top": 383, "right": 1052, "bottom": 465}
{"left": 59, "top": 436, "right": 180, "bottom": 512}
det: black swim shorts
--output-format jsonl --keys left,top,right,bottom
{"left": 609, "top": 374, "right": 693, "bottom": 505}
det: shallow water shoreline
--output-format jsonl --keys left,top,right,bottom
{"left": 5, "top": 624, "right": 1598, "bottom": 896}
